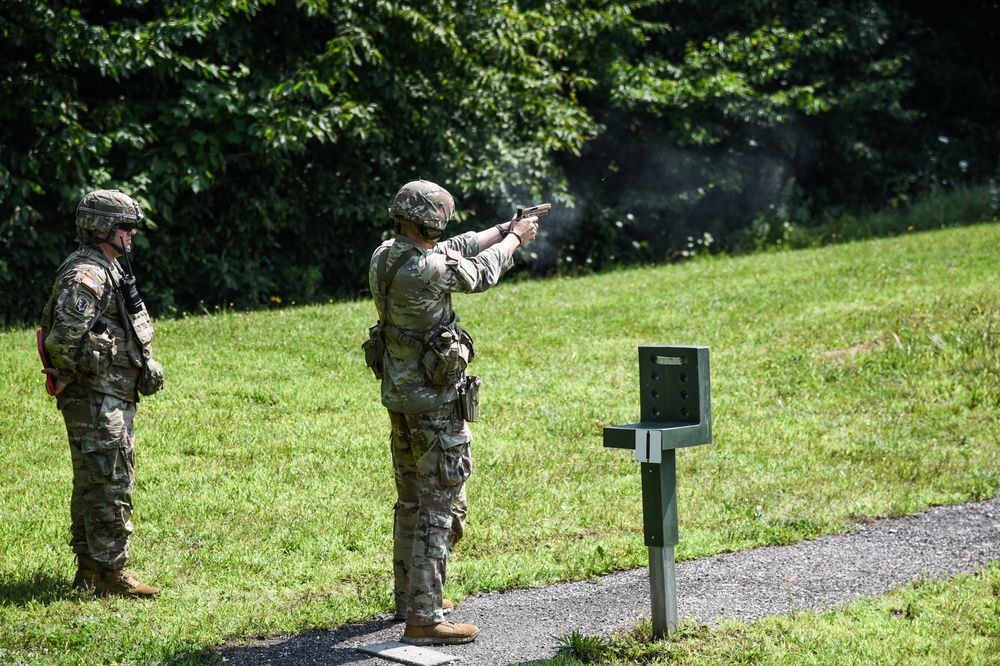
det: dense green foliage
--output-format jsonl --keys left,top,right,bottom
{"left": 561, "top": 0, "right": 1000, "bottom": 267}
{"left": 1, "top": 0, "right": 998, "bottom": 325}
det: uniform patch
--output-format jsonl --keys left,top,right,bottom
{"left": 454, "top": 257, "right": 477, "bottom": 289}
{"left": 74, "top": 297, "right": 89, "bottom": 315}
{"left": 444, "top": 247, "right": 462, "bottom": 265}
{"left": 79, "top": 272, "right": 103, "bottom": 296}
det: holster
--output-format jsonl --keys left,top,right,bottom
{"left": 457, "top": 375, "right": 482, "bottom": 422}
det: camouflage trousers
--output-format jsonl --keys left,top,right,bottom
{"left": 58, "top": 385, "right": 136, "bottom": 568}
{"left": 389, "top": 400, "right": 472, "bottom": 626}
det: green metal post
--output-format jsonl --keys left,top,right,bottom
{"left": 603, "top": 346, "right": 711, "bottom": 640}
{"left": 641, "top": 450, "right": 679, "bottom": 637}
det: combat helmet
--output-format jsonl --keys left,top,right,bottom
{"left": 76, "top": 189, "right": 143, "bottom": 239}
{"left": 389, "top": 180, "right": 455, "bottom": 231}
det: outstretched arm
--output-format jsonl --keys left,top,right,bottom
{"left": 476, "top": 218, "right": 512, "bottom": 250}
{"left": 476, "top": 214, "right": 539, "bottom": 251}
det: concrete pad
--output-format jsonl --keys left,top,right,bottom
{"left": 358, "top": 641, "right": 458, "bottom": 665}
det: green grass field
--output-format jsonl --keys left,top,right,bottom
{"left": 1, "top": 220, "right": 998, "bottom": 664}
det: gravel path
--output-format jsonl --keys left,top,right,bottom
{"left": 217, "top": 498, "right": 1000, "bottom": 665}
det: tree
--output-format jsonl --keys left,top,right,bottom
{"left": 0, "top": 0, "right": 615, "bottom": 324}
{"left": 2, "top": 1, "right": 997, "bottom": 325}
{"left": 553, "top": 0, "right": 932, "bottom": 267}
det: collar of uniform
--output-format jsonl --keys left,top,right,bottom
{"left": 393, "top": 233, "right": 429, "bottom": 255}
{"left": 76, "top": 244, "right": 114, "bottom": 266}
{"left": 78, "top": 245, "right": 110, "bottom": 264}
{"left": 75, "top": 244, "right": 123, "bottom": 279}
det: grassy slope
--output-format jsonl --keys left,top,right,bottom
{"left": 0, "top": 222, "right": 997, "bottom": 664}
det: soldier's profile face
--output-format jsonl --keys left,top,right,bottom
{"left": 119, "top": 227, "right": 136, "bottom": 251}
{"left": 101, "top": 227, "right": 136, "bottom": 255}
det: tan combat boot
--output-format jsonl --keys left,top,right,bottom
{"left": 401, "top": 620, "right": 479, "bottom": 646}
{"left": 72, "top": 553, "right": 99, "bottom": 590}
{"left": 394, "top": 598, "right": 454, "bottom": 622}
{"left": 94, "top": 566, "right": 160, "bottom": 598}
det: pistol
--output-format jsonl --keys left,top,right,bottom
{"left": 515, "top": 203, "right": 552, "bottom": 220}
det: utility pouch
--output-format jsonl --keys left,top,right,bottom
{"left": 362, "top": 323, "right": 386, "bottom": 380}
{"left": 421, "top": 325, "right": 475, "bottom": 387}
{"left": 138, "top": 358, "right": 165, "bottom": 396}
{"left": 78, "top": 321, "right": 116, "bottom": 376}
{"left": 457, "top": 375, "right": 482, "bottom": 422}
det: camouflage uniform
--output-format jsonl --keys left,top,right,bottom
{"left": 41, "top": 200, "right": 163, "bottom": 580}
{"left": 371, "top": 206, "right": 515, "bottom": 627}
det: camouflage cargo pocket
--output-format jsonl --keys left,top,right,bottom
{"left": 79, "top": 393, "right": 133, "bottom": 455}
{"left": 439, "top": 442, "right": 472, "bottom": 486}
{"left": 78, "top": 327, "right": 116, "bottom": 376}
{"left": 424, "top": 510, "right": 454, "bottom": 560}
{"left": 90, "top": 439, "right": 135, "bottom": 485}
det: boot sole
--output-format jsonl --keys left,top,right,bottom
{"left": 400, "top": 631, "right": 479, "bottom": 646}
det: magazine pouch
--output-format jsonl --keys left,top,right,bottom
{"left": 363, "top": 323, "right": 386, "bottom": 380}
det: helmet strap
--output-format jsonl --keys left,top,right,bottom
{"left": 417, "top": 225, "right": 443, "bottom": 243}
{"left": 396, "top": 217, "right": 443, "bottom": 243}
{"left": 101, "top": 226, "right": 135, "bottom": 274}
{"left": 120, "top": 242, "right": 137, "bottom": 277}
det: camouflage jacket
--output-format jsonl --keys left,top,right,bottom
{"left": 40, "top": 245, "right": 157, "bottom": 402}
{"left": 369, "top": 232, "right": 513, "bottom": 413}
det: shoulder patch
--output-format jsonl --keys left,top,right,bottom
{"left": 74, "top": 296, "right": 90, "bottom": 315}
{"left": 78, "top": 271, "right": 104, "bottom": 297}
{"left": 454, "top": 257, "right": 478, "bottom": 289}
{"left": 444, "top": 247, "right": 462, "bottom": 265}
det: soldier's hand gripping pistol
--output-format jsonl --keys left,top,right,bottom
{"left": 508, "top": 203, "right": 551, "bottom": 246}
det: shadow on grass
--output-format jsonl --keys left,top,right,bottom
{"left": 0, "top": 569, "right": 74, "bottom": 606}
{"left": 201, "top": 616, "right": 404, "bottom": 666}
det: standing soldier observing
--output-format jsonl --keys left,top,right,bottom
{"left": 39, "top": 189, "right": 165, "bottom": 598}
{"left": 366, "top": 180, "right": 541, "bottom": 646}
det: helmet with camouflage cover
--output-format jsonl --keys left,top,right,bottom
{"left": 388, "top": 180, "right": 455, "bottom": 231}
{"left": 76, "top": 189, "right": 144, "bottom": 238}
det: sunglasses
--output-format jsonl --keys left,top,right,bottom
{"left": 117, "top": 223, "right": 137, "bottom": 231}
